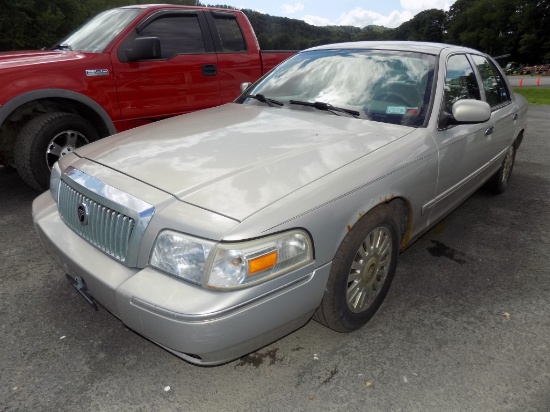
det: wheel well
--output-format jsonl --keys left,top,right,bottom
{"left": 386, "top": 197, "right": 412, "bottom": 251}
{"left": 0, "top": 98, "right": 111, "bottom": 166}
{"left": 515, "top": 129, "right": 524, "bottom": 149}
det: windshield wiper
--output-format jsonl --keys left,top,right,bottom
{"left": 290, "top": 100, "right": 360, "bottom": 118}
{"left": 244, "top": 93, "right": 284, "bottom": 107}
{"left": 51, "top": 43, "right": 72, "bottom": 51}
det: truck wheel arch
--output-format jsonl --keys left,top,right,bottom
{"left": 0, "top": 89, "right": 117, "bottom": 170}
{"left": 0, "top": 89, "right": 117, "bottom": 136}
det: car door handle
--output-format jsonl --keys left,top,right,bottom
{"left": 485, "top": 126, "right": 494, "bottom": 136}
{"left": 512, "top": 113, "right": 518, "bottom": 121}
{"left": 202, "top": 64, "right": 217, "bottom": 76}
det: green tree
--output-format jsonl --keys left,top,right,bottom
{"left": 392, "top": 9, "right": 446, "bottom": 42}
{"left": 514, "top": 0, "right": 550, "bottom": 62}
{"left": 445, "top": 0, "right": 519, "bottom": 56}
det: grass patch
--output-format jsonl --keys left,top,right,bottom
{"left": 513, "top": 87, "right": 550, "bottom": 105}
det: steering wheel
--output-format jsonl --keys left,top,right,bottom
{"left": 373, "top": 91, "right": 412, "bottom": 107}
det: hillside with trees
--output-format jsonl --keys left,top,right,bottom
{"left": 0, "top": 0, "right": 548, "bottom": 64}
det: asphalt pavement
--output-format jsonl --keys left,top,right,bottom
{"left": 1, "top": 106, "right": 549, "bottom": 412}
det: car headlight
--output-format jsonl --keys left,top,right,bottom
{"left": 50, "top": 161, "right": 62, "bottom": 203}
{"left": 150, "top": 229, "right": 313, "bottom": 290}
{"left": 150, "top": 231, "right": 215, "bottom": 285}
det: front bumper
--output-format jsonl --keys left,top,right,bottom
{"left": 33, "top": 192, "right": 331, "bottom": 365}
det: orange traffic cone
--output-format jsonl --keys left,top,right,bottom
{"left": 536, "top": 76, "right": 541, "bottom": 86}
{"left": 519, "top": 78, "right": 523, "bottom": 87}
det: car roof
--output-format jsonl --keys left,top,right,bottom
{"left": 306, "top": 41, "right": 482, "bottom": 56}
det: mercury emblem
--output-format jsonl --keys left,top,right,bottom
{"left": 77, "top": 203, "right": 89, "bottom": 226}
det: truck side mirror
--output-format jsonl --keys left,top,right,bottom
{"left": 125, "top": 37, "right": 161, "bottom": 61}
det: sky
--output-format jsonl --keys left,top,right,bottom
{"left": 206, "top": 0, "right": 454, "bottom": 28}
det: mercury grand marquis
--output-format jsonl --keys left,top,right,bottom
{"left": 33, "top": 41, "right": 528, "bottom": 365}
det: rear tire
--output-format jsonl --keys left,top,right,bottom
{"left": 14, "top": 112, "right": 99, "bottom": 191}
{"left": 486, "top": 143, "right": 516, "bottom": 194}
{"left": 313, "top": 204, "right": 400, "bottom": 332}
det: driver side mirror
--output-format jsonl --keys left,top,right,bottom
{"left": 452, "top": 99, "right": 491, "bottom": 123}
{"left": 125, "top": 37, "right": 161, "bottom": 62}
{"left": 439, "top": 99, "right": 491, "bottom": 128}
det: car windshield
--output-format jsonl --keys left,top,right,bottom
{"left": 237, "top": 49, "right": 436, "bottom": 127}
{"left": 54, "top": 8, "right": 142, "bottom": 53}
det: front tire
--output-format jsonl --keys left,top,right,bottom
{"left": 313, "top": 204, "right": 400, "bottom": 332}
{"left": 14, "top": 112, "right": 99, "bottom": 191}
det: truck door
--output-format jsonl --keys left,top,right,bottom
{"left": 111, "top": 10, "right": 221, "bottom": 129}
{"left": 205, "top": 11, "right": 263, "bottom": 104}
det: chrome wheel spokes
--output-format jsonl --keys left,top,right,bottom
{"left": 347, "top": 227, "right": 392, "bottom": 313}
{"left": 46, "top": 130, "right": 88, "bottom": 170}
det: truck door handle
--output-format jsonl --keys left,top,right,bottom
{"left": 485, "top": 126, "right": 494, "bottom": 136}
{"left": 202, "top": 64, "right": 217, "bottom": 76}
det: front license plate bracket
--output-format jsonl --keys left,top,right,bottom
{"left": 66, "top": 274, "right": 98, "bottom": 311}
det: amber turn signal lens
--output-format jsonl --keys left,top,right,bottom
{"left": 248, "top": 251, "right": 278, "bottom": 275}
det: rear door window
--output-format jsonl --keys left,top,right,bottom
{"left": 471, "top": 55, "right": 511, "bottom": 108}
{"left": 210, "top": 12, "right": 246, "bottom": 52}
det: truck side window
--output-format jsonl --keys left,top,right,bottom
{"left": 119, "top": 14, "right": 207, "bottom": 61}
{"left": 212, "top": 16, "right": 246, "bottom": 52}
{"left": 471, "top": 55, "right": 511, "bottom": 108}
{"left": 139, "top": 15, "right": 206, "bottom": 57}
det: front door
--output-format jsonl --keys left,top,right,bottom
{"left": 427, "top": 53, "right": 493, "bottom": 225}
{"left": 111, "top": 10, "right": 222, "bottom": 130}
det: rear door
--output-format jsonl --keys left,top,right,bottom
{"left": 469, "top": 54, "right": 516, "bottom": 161}
{"left": 205, "top": 11, "right": 262, "bottom": 104}
{"left": 111, "top": 10, "right": 221, "bottom": 130}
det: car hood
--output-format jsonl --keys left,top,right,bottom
{"left": 76, "top": 103, "right": 414, "bottom": 221}
{"left": 0, "top": 50, "right": 86, "bottom": 69}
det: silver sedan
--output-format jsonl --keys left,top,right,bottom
{"left": 33, "top": 41, "right": 528, "bottom": 365}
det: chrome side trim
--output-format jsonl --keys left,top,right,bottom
{"left": 421, "top": 146, "right": 508, "bottom": 215}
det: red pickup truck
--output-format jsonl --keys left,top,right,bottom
{"left": 0, "top": 5, "right": 294, "bottom": 190}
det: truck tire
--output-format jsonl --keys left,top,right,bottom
{"left": 14, "top": 112, "right": 99, "bottom": 191}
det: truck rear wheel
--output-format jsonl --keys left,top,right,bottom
{"left": 14, "top": 112, "right": 99, "bottom": 191}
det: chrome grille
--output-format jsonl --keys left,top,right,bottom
{"left": 58, "top": 180, "right": 135, "bottom": 263}
{"left": 56, "top": 166, "right": 155, "bottom": 267}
